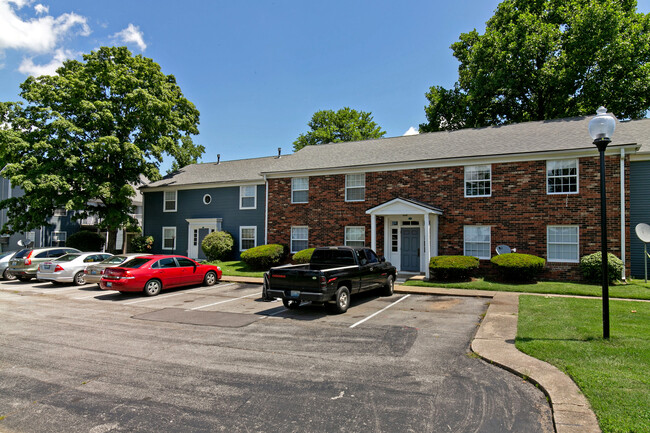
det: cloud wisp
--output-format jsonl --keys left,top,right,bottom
{"left": 113, "top": 24, "right": 147, "bottom": 51}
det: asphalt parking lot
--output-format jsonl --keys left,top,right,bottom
{"left": 0, "top": 279, "right": 553, "bottom": 433}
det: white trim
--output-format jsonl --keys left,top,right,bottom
{"left": 50, "top": 230, "right": 67, "bottom": 246}
{"left": 141, "top": 179, "right": 264, "bottom": 193}
{"left": 546, "top": 159, "right": 579, "bottom": 195}
{"left": 239, "top": 185, "right": 257, "bottom": 210}
{"left": 290, "top": 226, "right": 308, "bottom": 253}
{"left": 291, "top": 177, "right": 309, "bottom": 204}
{"left": 547, "top": 225, "right": 579, "bottom": 263}
{"left": 186, "top": 218, "right": 221, "bottom": 259}
{"left": 163, "top": 190, "right": 177, "bottom": 212}
{"left": 463, "top": 225, "right": 491, "bottom": 260}
{"left": 620, "top": 148, "right": 626, "bottom": 280}
{"left": 366, "top": 197, "right": 442, "bottom": 216}
{"left": 345, "top": 173, "right": 365, "bottom": 202}
{"left": 239, "top": 226, "right": 257, "bottom": 251}
{"left": 464, "top": 164, "right": 492, "bottom": 198}
{"left": 202, "top": 194, "right": 212, "bottom": 205}
{"left": 344, "top": 226, "right": 365, "bottom": 247}
{"left": 162, "top": 226, "right": 176, "bottom": 250}
{"left": 264, "top": 174, "right": 269, "bottom": 245}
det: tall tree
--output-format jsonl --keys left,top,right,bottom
{"left": 420, "top": 0, "right": 650, "bottom": 132}
{"left": 293, "top": 107, "right": 385, "bottom": 151}
{"left": 0, "top": 46, "right": 204, "bottom": 249}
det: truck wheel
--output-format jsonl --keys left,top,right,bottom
{"left": 382, "top": 275, "right": 394, "bottom": 296}
{"left": 332, "top": 286, "right": 350, "bottom": 314}
{"left": 282, "top": 299, "right": 301, "bottom": 309}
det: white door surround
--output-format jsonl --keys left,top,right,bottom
{"left": 366, "top": 198, "right": 442, "bottom": 279}
{"left": 186, "top": 218, "right": 222, "bottom": 259}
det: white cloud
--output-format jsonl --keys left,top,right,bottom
{"left": 18, "top": 47, "right": 76, "bottom": 76}
{"left": 0, "top": 0, "right": 90, "bottom": 54}
{"left": 34, "top": 3, "right": 48, "bottom": 15}
{"left": 113, "top": 24, "right": 147, "bottom": 51}
{"left": 403, "top": 126, "right": 419, "bottom": 136}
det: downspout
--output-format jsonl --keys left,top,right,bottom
{"left": 264, "top": 174, "right": 268, "bottom": 245}
{"left": 620, "top": 148, "right": 626, "bottom": 281}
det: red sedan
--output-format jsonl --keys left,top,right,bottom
{"left": 100, "top": 255, "right": 222, "bottom": 296}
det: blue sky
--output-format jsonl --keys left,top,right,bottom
{"left": 2, "top": 0, "right": 650, "bottom": 172}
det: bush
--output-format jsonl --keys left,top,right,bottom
{"left": 66, "top": 230, "right": 105, "bottom": 251}
{"left": 240, "top": 244, "right": 287, "bottom": 270}
{"left": 201, "top": 231, "right": 234, "bottom": 261}
{"left": 131, "top": 235, "right": 154, "bottom": 253}
{"left": 292, "top": 248, "right": 315, "bottom": 264}
{"left": 429, "top": 255, "right": 479, "bottom": 281}
{"left": 490, "top": 253, "right": 546, "bottom": 282}
{"left": 580, "top": 252, "right": 624, "bottom": 284}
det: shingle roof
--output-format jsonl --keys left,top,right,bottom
{"left": 262, "top": 116, "right": 650, "bottom": 174}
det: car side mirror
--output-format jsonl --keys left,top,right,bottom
{"left": 379, "top": 256, "right": 386, "bottom": 263}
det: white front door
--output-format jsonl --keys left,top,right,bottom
{"left": 186, "top": 218, "right": 221, "bottom": 259}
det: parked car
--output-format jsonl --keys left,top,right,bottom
{"left": 37, "top": 252, "right": 113, "bottom": 285}
{"left": 265, "top": 246, "right": 397, "bottom": 313}
{"left": 8, "top": 247, "right": 82, "bottom": 281}
{"left": 84, "top": 253, "right": 152, "bottom": 286}
{"left": 0, "top": 251, "right": 18, "bottom": 280}
{"left": 100, "top": 255, "right": 223, "bottom": 296}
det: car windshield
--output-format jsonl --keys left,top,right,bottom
{"left": 120, "top": 257, "right": 151, "bottom": 269}
{"left": 13, "top": 249, "right": 31, "bottom": 259}
{"left": 55, "top": 254, "right": 80, "bottom": 262}
{"left": 101, "top": 255, "right": 129, "bottom": 265}
{"left": 310, "top": 249, "right": 356, "bottom": 266}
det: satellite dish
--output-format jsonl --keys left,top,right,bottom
{"left": 635, "top": 223, "right": 650, "bottom": 243}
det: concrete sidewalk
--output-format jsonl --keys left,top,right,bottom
{"left": 221, "top": 275, "right": 601, "bottom": 433}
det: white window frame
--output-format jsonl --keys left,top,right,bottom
{"left": 53, "top": 209, "right": 67, "bottom": 217}
{"left": 547, "top": 225, "right": 580, "bottom": 263}
{"left": 240, "top": 185, "right": 257, "bottom": 210}
{"left": 239, "top": 226, "right": 257, "bottom": 251}
{"left": 290, "top": 226, "right": 309, "bottom": 253}
{"left": 50, "top": 231, "right": 67, "bottom": 246}
{"left": 345, "top": 173, "right": 366, "bottom": 202}
{"left": 291, "top": 177, "right": 309, "bottom": 204}
{"left": 463, "top": 226, "right": 491, "bottom": 260}
{"left": 162, "top": 226, "right": 176, "bottom": 250}
{"left": 464, "top": 164, "right": 492, "bottom": 197}
{"left": 203, "top": 194, "right": 212, "bottom": 205}
{"left": 547, "top": 159, "right": 579, "bottom": 195}
{"left": 344, "top": 226, "right": 365, "bottom": 247}
{"left": 163, "top": 190, "right": 177, "bottom": 212}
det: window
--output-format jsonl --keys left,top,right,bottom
{"left": 464, "top": 226, "right": 491, "bottom": 260}
{"left": 53, "top": 209, "right": 67, "bottom": 217}
{"left": 391, "top": 228, "right": 398, "bottom": 253}
{"left": 345, "top": 226, "right": 365, "bottom": 247}
{"left": 203, "top": 194, "right": 211, "bottom": 205}
{"left": 465, "top": 165, "right": 491, "bottom": 197}
{"left": 547, "top": 159, "right": 578, "bottom": 194}
{"left": 240, "top": 185, "right": 257, "bottom": 209}
{"left": 177, "top": 257, "right": 196, "bottom": 267}
{"left": 157, "top": 257, "right": 178, "bottom": 268}
{"left": 162, "top": 227, "right": 176, "bottom": 250}
{"left": 291, "top": 226, "right": 308, "bottom": 253}
{"left": 547, "top": 226, "right": 579, "bottom": 262}
{"left": 291, "top": 177, "right": 309, "bottom": 203}
{"left": 163, "top": 191, "right": 177, "bottom": 212}
{"left": 51, "top": 231, "right": 67, "bottom": 246}
{"left": 240, "top": 226, "right": 257, "bottom": 251}
{"left": 345, "top": 173, "right": 365, "bottom": 202}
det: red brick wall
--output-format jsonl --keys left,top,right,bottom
{"left": 267, "top": 155, "right": 630, "bottom": 281}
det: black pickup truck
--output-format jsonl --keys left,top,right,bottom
{"left": 264, "top": 246, "right": 397, "bottom": 313}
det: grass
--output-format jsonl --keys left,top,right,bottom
{"left": 207, "top": 260, "right": 266, "bottom": 278}
{"left": 516, "top": 296, "right": 650, "bottom": 433}
{"left": 404, "top": 277, "right": 650, "bottom": 300}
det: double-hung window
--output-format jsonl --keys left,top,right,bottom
{"left": 240, "top": 186, "right": 257, "bottom": 209}
{"left": 162, "top": 227, "right": 176, "bottom": 250}
{"left": 345, "top": 173, "right": 365, "bottom": 202}
{"left": 547, "top": 226, "right": 579, "bottom": 262}
{"left": 464, "top": 226, "right": 491, "bottom": 260}
{"left": 547, "top": 159, "right": 578, "bottom": 194}
{"left": 163, "top": 191, "right": 177, "bottom": 212}
{"left": 51, "top": 231, "right": 67, "bottom": 246}
{"left": 240, "top": 226, "right": 257, "bottom": 251}
{"left": 291, "top": 226, "right": 308, "bottom": 253}
{"left": 344, "top": 226, "right": 365, "bottom": 247}
{"left": 465, "top": 165, "right": 491, "bottom": 197}
{"left": 292, "top": 177, "right": 309, "bottom": 203}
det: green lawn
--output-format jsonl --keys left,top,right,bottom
{"left": 404, "top": 278, "right": 650, "bottom": 300}
{"left": 516, "top": 296, "right": 650, "bottom": 433}
{"left": 208, "top": 260, "right": 266, "bottom": 278}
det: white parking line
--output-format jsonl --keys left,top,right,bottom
{"left": 73, "top": 291, "right": 107, "bottom": 300}
{"left": 37, "top": 285, "right": 84, "bottom": 293}
{"left": 349, "top": 294, "right": 411, "bottom": 329}
{"left": 189, "top": 293, "right": 257, "bottom": 310}
{"left": 123, "top": 283, "right": 236, "bottom": 305}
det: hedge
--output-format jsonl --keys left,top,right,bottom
{"left": 580, "top": 252, "right": 624, "bottom": 284}
{"left": 66, "top": 230, "right": 105, "bottom": 251}
{"left": 490, "top": 253, "right": 545, "bottom": 282}
{"left": 292, "top": 248, "right": 315, "bottom": 264}
{"left": 201, "top": 231, "right": 234, "bottom": 261}
{"left": 240, "top": 244, "right": 287, "bottom": 270}
{"left": 429, "top": 255, "right": 479, "bottom": 281}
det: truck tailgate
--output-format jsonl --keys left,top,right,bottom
{"left": 268, "top": 268, "right": 322, "bottom": 291}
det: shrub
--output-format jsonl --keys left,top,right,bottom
{"left": 292, "top": 248, "right": 315, "bottom": 264}
{"left": 201, "top": 231, "right": 234, "bottom": 261}
{"left": 429, "top": 255, "right": 479, "bottom": 281}
{"left": 67, "top": 230, "right": 105, "bottom": 251}
{"left": 131, "top": 235, "right": 154, "bottom": 253}
{"left": 580, "top": 252, "right": 624, "bottom": 284}
{"left": 490, "top": 253, "right": 546, "bottom": 282}
{"left": 240, "top": 244, "right": 287, "bottom": 270}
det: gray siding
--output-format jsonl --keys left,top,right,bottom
{"left": 630, "top": 160, "right": 650, "bottom": 278}
{"left": 143, "top": 184, "right": 266, "bottom": 259}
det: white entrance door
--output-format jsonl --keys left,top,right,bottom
{"left": 186, "top": 218, "right": 221, "bottom": 259}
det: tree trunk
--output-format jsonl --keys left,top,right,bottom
{"left": 106, "top": 229, "right": 118, "bottom": 254}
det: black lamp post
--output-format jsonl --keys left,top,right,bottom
{"left": 588, "top": 106, "right": 616, "bottom": 340}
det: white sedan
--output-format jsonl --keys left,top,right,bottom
{"left": 37, "top": 252, "right": 113, "bottom": 285}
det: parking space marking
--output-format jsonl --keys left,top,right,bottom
{"left": 349, "top": 294, "right": 411, "bottom": 328}
{"left": 123, "top": 283, "right": 236, "bottom": 305}
{"left": 35, "top": 285, "right": 85, "bottom": 293}
{"left": 189, "top": 293, "right": 258, "bottom": 310}
{"left": 73, "top": 291, "right": 108, "bottom": 300}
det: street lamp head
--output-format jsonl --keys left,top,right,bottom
{"left": 588, "top": 106, "right": 616, "bottom": 143}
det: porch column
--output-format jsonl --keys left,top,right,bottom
{"left": 424, "top": 212, "right": 431, "bottom": 279}
{"left": 370, "top": 214, "right": 377, "bottom": 252}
